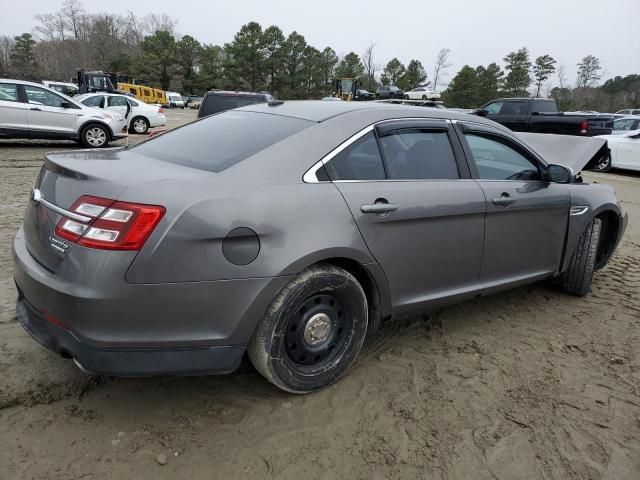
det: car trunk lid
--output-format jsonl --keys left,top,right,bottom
{"left": 23, "top": 147, "right": 205, "bottom": 273}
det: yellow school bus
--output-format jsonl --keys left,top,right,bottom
{"left": 117, "top": 83, "right": 166, "bottom": 105}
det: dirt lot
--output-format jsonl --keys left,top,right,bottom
{"left": 0, "top": 109, "right": 639, "bottom": 480}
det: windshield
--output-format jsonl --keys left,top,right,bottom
{"left": 132, "top": 111, "right": 313, "bottom": 172}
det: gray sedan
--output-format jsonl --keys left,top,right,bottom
{"left": 14, "top": 101, "right": 627, "bottom": 393}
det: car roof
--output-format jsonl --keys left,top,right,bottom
{"left": 206, "top": 90, "right": 267, "bottom": 97}
{"left": 616, "top": 115, "right": 640, "bottom": 120}
{"left": 237, "top": 99, "right": 507, "bottom": 126}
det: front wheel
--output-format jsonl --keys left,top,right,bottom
{"left": 590, "top": 153, "right": 612, "bottom": 172}
{"left": 559, "top": 218, "right": 602, "bottom": 296}
{"left": 248, "top": 264, "right": 368, "bottom": 394}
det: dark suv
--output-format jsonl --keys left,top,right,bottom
{"left": 197, "top": 90, "right": 273, "bottom": 118}
{"left": 375, "top": 85, "right": 404, "bottom": 99}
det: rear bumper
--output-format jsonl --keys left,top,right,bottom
{"left": 13, "top": 227, "right": 291, "bottom": 375}
{"left": 16, "top": 297, "right": 244, "bottom": 376}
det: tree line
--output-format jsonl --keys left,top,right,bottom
{"left": 1, "top": 0, "right": 638, "bottom": 112}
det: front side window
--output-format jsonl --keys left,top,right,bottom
{"left": 379, "top": 130, "right": 459, "bottom": 180}
{"left": 324, "top": 131, "right": 386, "bottom": 181}
{"left": 0, "top": 83, "right": 19, "bottom": 102}
{"left": 24, "top": 86, "right": 67, "bottom": 107}
{"left": 484, "top": 102, "right": 502, "bottom": 114}
{"left": 465, "top": 134, "right": 540, "bottom": 181}
{"left": 133, "top": 111, "right": 312, "bottom": 173}
{"left": 81, "top": 95, "right": 105, "bottom": 108}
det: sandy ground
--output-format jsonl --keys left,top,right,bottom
{"left": 0, "top": 109, "right": 639, "bottom": 480}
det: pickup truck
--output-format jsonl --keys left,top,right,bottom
{"left": 476, "top": 98, "right": 613, "bottom": 136}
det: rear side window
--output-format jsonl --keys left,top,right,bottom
{"left": 200, "top": 94, "right": 266, "bottom": 117}
{"left": 324, "top": 131, "right": 386, "bottom": 181}
{"left": 132, "top": 111, "right": 312, "bottom": 172}
{"left": 499, "top": 101, "right": 528, "bottom": 115}
{"left": 380, "top": 130, "right": 459, "bottom": 180}
{"left": 0, "top": 83, "right": 19, "bottom": 102}
{"left": 532, "top": 100, "right": 557, "bottom": 113}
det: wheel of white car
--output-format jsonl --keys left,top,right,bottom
{"left": 131, "top": 116, "right": 149, "bottom": 134}
{"left": 81, "top": 124, "right": 109, "bottom": 148}
{"left": 590, "top": 153, "right": 612, "bottom": 172}
{"left": 559, "top": 218, "right": 602, "bottom": 296}
{"left": 248, "top": 264, "right": 368, "bottom": 394}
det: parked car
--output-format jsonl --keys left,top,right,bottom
{"left": 404, "top": 86, "right": 440, "bottom": 100}
{"left": 610, "top": 116, "right": 640, "bottom": 134}
{"left": 185, "top": 95, "right": 203, "bottom": 109}
{"left": 0, "top": 79, "right": 127, "bottom": 147}
{"left": 477, "top": 98, "right": 614, "bottom": 136}
{"left": 14, "top": 101, "right": 627, "bottom": 393}
{"left": 43, "top": 81, "right": 79, "bottom": 97}
{"left": 355, "top": 89, "right": 374, "bottom": 101}
{"left": 375, "top": 85, "right": 404, "bottom": 99}
{"left": 166, "top": 91, "right": 185, "bottom": 108}
{"left": 197, "top": 90, "right": 273, "bottom": 118}
{"left": 597, "top": 129, "right": 640, "bottom": 172}
{"left": 75, "top": 93, "right": 166, "bottom": 134}
{"left": 615, "top": 108, "right": 640, "bottom": 116}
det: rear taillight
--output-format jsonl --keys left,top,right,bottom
{"left": 54, "top": 195, "right": 165, "bottom": 251}
{"left": 579, "top": 121, "right": 588, "bottom": 134}
{"left": 158, "top": 107, "right": 164, "bottom": 113}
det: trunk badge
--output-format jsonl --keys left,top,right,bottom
{"left": 49, "top": 236, "right": 69, "bottom": 254}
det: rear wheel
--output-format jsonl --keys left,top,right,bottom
{"left": 80, "top": 124, "right": 109, "bottom": 148}
{"left": 248, "top": 264, "right": 368, "bottom": 394}
{"left": 130, "top": 116, "right": 149, "bottom": 134}
{"left": 559, "top": 218, "right": 602, "bottom": 296}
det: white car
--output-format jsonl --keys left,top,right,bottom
{"left": 166, "top": 92, "right": 185, "bottom": 108}
{"left": 75, "top": 93, "right": 167, "bottom": 134}
{"left": 0, "top": 79, "right": 127, "bottom": 147}
{"left": 597, "top": 128, "right": 640, "bottom": 172}
{"left": 405, "top": 87, "right": 441, "bottom": 100}
{"left": 615, "top": 108, "right": 640, "bottom": 116}
{"left": 43, "top": 81, "right": 79, "bottom": 97}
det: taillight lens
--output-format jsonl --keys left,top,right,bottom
{"left": 158, "top": 107, "right": 164, "bottom": 113}
{"left": 579, "top": 121, "right": 588, "bottom": 134}
{"left": 54, "top": 196, "right": 165, "bottom": 251}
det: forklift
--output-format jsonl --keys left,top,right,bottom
{"left": 334, "top": 78, "right": 358, "bottom": 101}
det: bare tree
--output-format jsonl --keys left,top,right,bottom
{"left": 557, "top": 64, "right": 566, "bottom": 90}
{"left": 141, "top": 13, "right": 177, "bottom": 35}
{"left": 361, "top": 41, "right": 379, "bottom": 91}
{"left": 576, "top": 55, "right": 602, "bottom": 89}
{"left": 432, "top": 48, "right": 451, "bottom": 91}
{"left": 0, "top": 36, "right": 15, "bottom": 75}
{"left": 60, "top": 0, "right": 85, "bottom": 41}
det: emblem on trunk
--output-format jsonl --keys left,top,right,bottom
{"left": 49, "top": 236, "right": 69, "bottom": 254}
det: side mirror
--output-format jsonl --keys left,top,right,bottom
{"left": 547, "top": 164, "right": 572, "bottom": 183}
{"left": 60, "top": 101, "right": 72, "bottom": 109}
{"left": 531, "top": 111, "right": 540, "bottom": 116}
{"left": 474, "top": 109, "right": 489, "bottom": 117}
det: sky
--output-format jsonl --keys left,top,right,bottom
{"left": 2, "top": 0, "right": 639, "bottom": 88}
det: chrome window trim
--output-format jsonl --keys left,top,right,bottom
{"left": 32, "top": 188, "right": 92, "bottom": 223}
{"left": 302, "top": 117, "right": 451, "bottom": 183}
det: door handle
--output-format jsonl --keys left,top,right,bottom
{"left": 492, "top": 193, "right": 516, "bottom": 206}
{"left": 361, "top": 203, "right": 398, "bottom": 214}
{"left": 30, "top": 107, "right": 42, "bottom": 111}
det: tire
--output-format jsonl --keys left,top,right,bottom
{"left": 130, "top": 116, "right": 149, "bottom": 134}
{"left": 559, "top": 218, "right": 602, "bottom": 296}
{"left": 80, "top": 124, "right": 109, "bottom": 148}
{"left": 248, "top": 264, "right": 368, "bottom": 394}
{"left": 590, "top": 153, "right": 612, "bottom": 172}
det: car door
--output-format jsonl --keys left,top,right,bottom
{"left": 458, "top": 123, "right": 570, "bottom": 284}
{"left": 324, "top": 120, "right": 486, "bottom": 314}
{"left": 0, "top": 83, "right": 29, "bottom": 137}
{"left": 615, "top": 133, "right": 640, "bottom": 170}
{"left": 22, "top": 84, "right": 78, "bottom": 138}
{"left": 106, "top": 95, "right": 130, "bottom": 119}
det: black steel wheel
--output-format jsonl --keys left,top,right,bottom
{"left": 248, "top": 264, "right": 368, "bottom": 393}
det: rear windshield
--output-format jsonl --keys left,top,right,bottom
{"left": 132, "top": 111, "right": 313, "bottom": 172}
{"left": 201, "top": 94, "right": 266, "bottom": 116}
